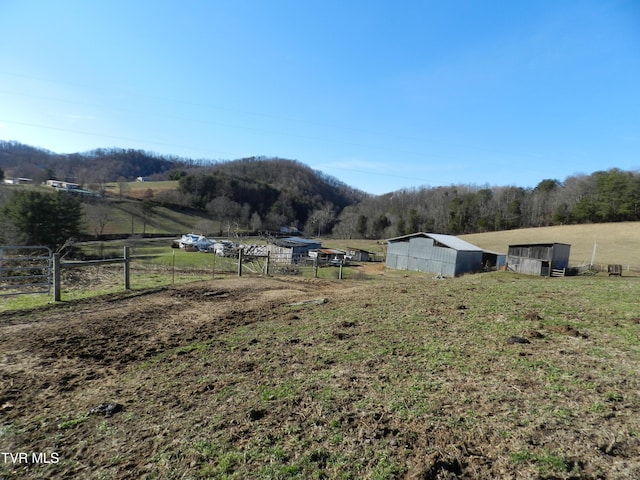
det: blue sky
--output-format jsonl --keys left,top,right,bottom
{"left": 1, "top": 1, "right": 638, "bottom": 194}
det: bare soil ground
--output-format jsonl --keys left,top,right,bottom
{"left": 1, "top": 272, "right": 639, "bottom": 479}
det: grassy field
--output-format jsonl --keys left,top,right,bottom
{"left": 1, "top": 271, "right": 639, "bottom": 478}
{"left": 461, "top": 222, "right": 640, "bottom": 271}
{"left": 102, "top": 180, "right": 179, "bottom": 199}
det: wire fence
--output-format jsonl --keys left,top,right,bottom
{"left": 38, "top": 243, "right": 362, "bottom": 302}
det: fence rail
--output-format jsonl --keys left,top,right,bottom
{"left": 0, "top": 246, "right": 52, "bottom": 296}
{"left": 53, "top": 247, "right": 131, "bottom": 301}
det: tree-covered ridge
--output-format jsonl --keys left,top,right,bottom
{"left": 2, "top": 141, "right": 639, "bottom": 239}
{"left": 172, "top": 158, "right": 367, "bottom": 233}
{"left": 335, "top": 168, "right": 640, "bottom": 238}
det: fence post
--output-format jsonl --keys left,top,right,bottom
{"left": 314, "top": 257, "right": 318, "bottom": 278}
{"left": 339, "top": 260, "right": 344, "bottom": 280}
{"left": 124, "top": 246, "right": 130, "bottom": 290}
{"left": 53, "top": 253, "right": 61, "bottom": 302}
{"left": 237, "top": 248, "right": 243, "bottom": 277}
{"left": 212, "top": 251, "right": 216, "bottom": 280}
{"left": 172, "top": 249, "right": 175, "bottom": 284}
{"left": 265, "top": 252, "right": 270, "bottom": 276}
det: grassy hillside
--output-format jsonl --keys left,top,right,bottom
{"left": 461, "top": 222, "right": 640, "bottom": 270}
{"left": 82, "top": 196, "right": 216, "bottom": 237}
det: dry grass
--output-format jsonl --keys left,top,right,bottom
{"left": 461, "top": 222, "right": 640, "bottom": 271}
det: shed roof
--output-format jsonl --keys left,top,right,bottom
{"left": 508, "top": 242, "right": 571, "bottom": 248}
{"left": 387, "top": 232, "right": 483, "bottom": 252}
{"left": 274, "top": 237, "right": 321, "bottom": 248}
{"left": 318, "top": 248, "right": 346, "bottom": 255}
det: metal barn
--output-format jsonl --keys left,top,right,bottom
{"left": 506, "top": 243, "right": 571, "bottom": 276}
{"left": 385, "top": 232, "right": 483, "bottom": 277}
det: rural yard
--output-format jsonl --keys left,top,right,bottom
{"left": 1, "top": 269, "right": 640, "bottom": 479}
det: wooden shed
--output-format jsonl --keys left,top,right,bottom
{"left": 346, "top": 247, "right": 374, "bottom": 262}
{"left": 506, "top": 242, "right": 571, "bottom": 276}
{"left": 385, "top": 232, "right": 483, "bottom": 277}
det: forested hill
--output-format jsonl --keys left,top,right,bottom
{"left": 2, "top": 141, "right": 640, "bottom": 239}
{"left": 0, "top": 141, "right": 367, "bottom": 235}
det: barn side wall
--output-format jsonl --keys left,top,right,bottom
{"left": 386, "top": 236, "right": 467, "bottom": 277}
{"left": 454, "top": 251, "right": 483, "bottom": 276}
{"left": 506, "top": 255, "right": 543, "bottom": 275}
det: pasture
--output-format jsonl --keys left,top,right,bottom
{"left": 1, "top": 268, "right": 639, "bottom": 478}
{"left": 462, "top": 222, "right": 640, "bottom": 273}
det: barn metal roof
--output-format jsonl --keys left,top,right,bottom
{"left": 387, "top": 232, "right": 483, "bottom": 252}
{"left": 273, "top": 237, "right": 322, "bottom": 248}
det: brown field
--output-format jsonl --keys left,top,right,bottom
{"left": 103, "top": 181, "right": 179, "bottom": 200}
{"left": 1, "top": 266, "right": 639, "bottom": 479}
{"left": 461, "top": 222, "right": 640, "bottom": 271}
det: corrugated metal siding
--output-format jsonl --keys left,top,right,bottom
{"left": 455, "top": 251, "right": 483, "bottom": 276}
{"left": 386, "top": 235, "right": 480, "bottom": 277}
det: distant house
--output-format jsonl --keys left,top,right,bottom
{"left": 136, "top": 176, "right": 151, "bottom": 182}
{"left": 385, "top": 232, "right": 483, "bottom": 277}
{"left": 46, "top": 180, "right": 80, "bottom": 190}
{"left": 4, "top": 177, "right": 33, "bottom": 185}
{"left": 506, "top": 243, "right": 571, "bottom": 276}
{"left": 346, "top": 247, "right": 375, "bottom": 262}
{"left": 310, "top": 248, "right": 346, "bottom": 264}
{"left": 267, "top": 237, "right": 321, "bottom": 264}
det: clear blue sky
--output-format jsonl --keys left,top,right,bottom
{"left": 1, "top": 1, "right": 638, "bottom": 195}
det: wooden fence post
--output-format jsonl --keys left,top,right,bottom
{"left": 124, "top": 246, "right": 130, "bottom": 290}
{"left": 172, "top": 249, "right": 176, "bottom": 284}
{"left": 53, "top": 253, "right": 61, "bottom": 302}
{"left": 212, "top": 251, "right": 216, "bottom": 280}
{"left": 339, "top": 260, "right": 344, "bottom": 280}
{"left": 265, "top": 252, "right": 270, "bottom": 276}
{"left": 237, "top": 248, "right": 243, "bottom": 277}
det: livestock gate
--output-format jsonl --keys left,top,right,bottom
{"left": 0, "top": 246, "right": 52, "bottom": 296}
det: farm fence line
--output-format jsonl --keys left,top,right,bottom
{"left": 43, "top": 246, "right": 349, "bottom": 302}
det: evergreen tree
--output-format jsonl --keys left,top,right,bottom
{"left": 1, "top": 190, "right": 83, "bottom": 247}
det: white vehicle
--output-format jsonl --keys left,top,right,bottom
{"left": 211, "top": 240, "right": 237, "bottom": 257}
{"left": 174, "top": 234, "right": 215, "bottom": 251}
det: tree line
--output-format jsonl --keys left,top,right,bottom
{"left": 332, "top": 168, "right": 640, "bottom": 238}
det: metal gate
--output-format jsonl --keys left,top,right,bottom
{"left": 0, "top": 246, "right": 52, "bottom": 296}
